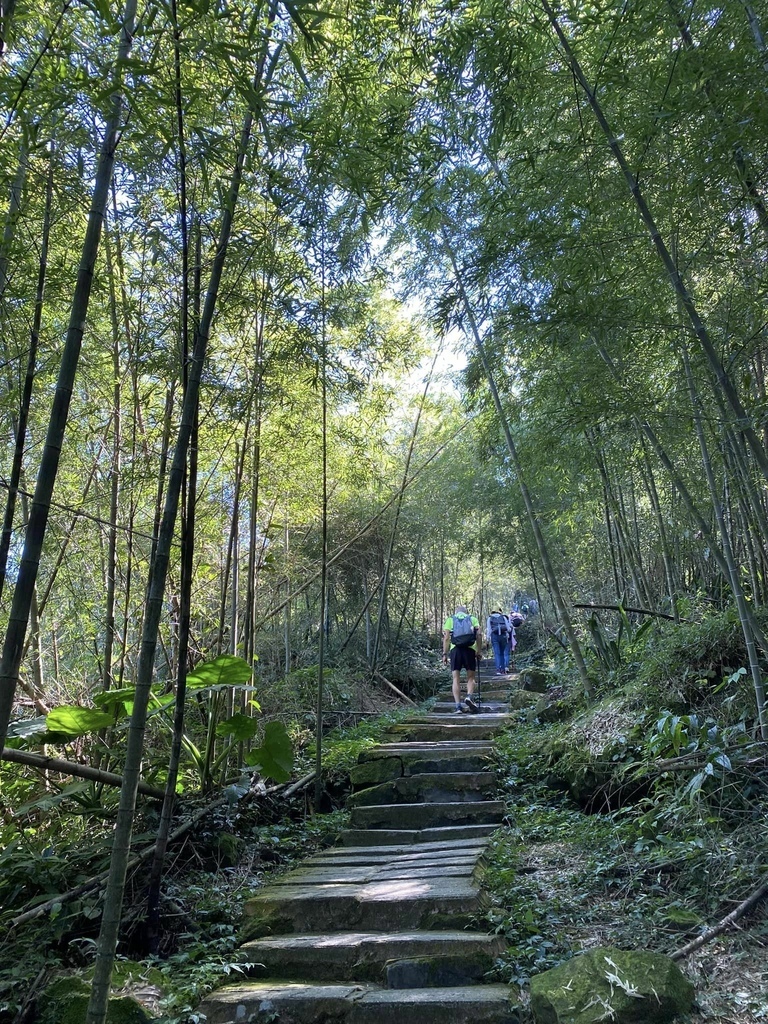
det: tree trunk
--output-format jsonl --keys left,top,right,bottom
{"left": 0, "top": 0, "right": 138, "bottom": 748}
{"left": 0, "top": 137, "right": 41, "bottom": 603}
{"left": 679, "top": 338, "right": 767, "bottom": 739}
{"left": 84, "top": 12, "right": 270, "bottom": 1008}
{"left": 370, "top": 349, "right": 438, "bottom": 672}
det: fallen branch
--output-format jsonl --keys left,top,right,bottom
{"left": 9, "top": 797, "right": 227, "bottom": 929}
{"left": 573, "top": 602, "right": 692, "bottom": 623}
{"left": 672, "top": 876, "right": 768, "bottom": 960}
{"left": 373, "top": 670, "right": 417, "bottom": 706}
{"left": 2, "top": 747, "right": 165, "bottom": 800}
{"left": 546, "top": 626, "right": 569, "bottom": 650}
{"left": 279, "top": 771, "right": 316, "bottom": 799}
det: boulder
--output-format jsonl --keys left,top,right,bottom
{"left": 520, "top": 668, "right": 549, "bottom": 693}
{"left": 37, "top": 976, "right": 152, "bottom": 1024}
{"left": 530, "top": 947, "right": 694, "bottom": 1024}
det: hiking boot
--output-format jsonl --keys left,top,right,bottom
{"left": 463, "top": 695, "right": 480, "bottom": 714}
{"left": 454, "top": 703, "right": 464, "bottom": 713}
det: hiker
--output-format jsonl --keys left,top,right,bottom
{"left": 508, "top": 618, "right": 517, "bottom": 672}
{"left": 509, "top": 608, "right": 525, "bottom": 629}
{"left": 486, "top": 607, "right": 510, "bottom": 676}
{"left": 442, "top": 604, "right": 482, "bottom": 713}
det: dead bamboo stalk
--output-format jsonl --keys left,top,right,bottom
{"left": 2, "top": 746, "right": 165, "bottom": 799}
{"left": 374, "top": 670, "right": 417, "bottom": 706}
{"left": 9, "top": 797, "right": 228, "bottom": 929}
{"left": 672, "top": 877, "right": 768, "bottom": 960}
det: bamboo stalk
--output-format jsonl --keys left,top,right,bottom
{"left": 1, "top": 747, "right": 164, "bottom": 798}
{"left": 672, "top": 877, "right": 768, "bottom": 960}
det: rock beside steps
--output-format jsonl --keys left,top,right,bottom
{"left": 199, "top": 681, "right": 518, "bottom": 1023}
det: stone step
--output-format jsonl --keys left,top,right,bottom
{"left": 241, "top": 874, "right": 487, "bottom": 939}
{"left": 436, "top": 690, "right": 511, "bottom": 701}
{"left": 351, "top": 747, "right": 493, "bottom": 787}
{"left": 383, "top": 722, "right": 509, "bottom": 742}
{"left": 339, "top": 824, "right": 498, "bottom": 846}
{"left": 432, "top": 702, "right": 510, "bottom": 714}
{"left": 240, "top": 929, "right": 506, "bottom": 984}
{"left": 432, "top": 691, "right": 538, "bottom": 710}
{"left": 200, "top": 981, "right": 519, "bottom": 1024}
{"left": 407, "top": 713, "right": 511, "bottom": 724}
{"left": 349, "top": 800, "right": 505, "bottom": 831}
{"left": 348, "top": 772, "right": 497, "bottom": 808}
{"left": 361, "top": 741, "right": 495, "bottom": 758}
{"left": 270, "top": 860, "right": 480, "bottom": 886}
{"left": 310, "top": 838, "right": 490, "bottom": 863}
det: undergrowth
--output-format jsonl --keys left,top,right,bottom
{"left": 483, "top": 615, "right": 768, "bottom": 1009}
{"left": 0, "top": 700, "right": 423, "bottom": 1024}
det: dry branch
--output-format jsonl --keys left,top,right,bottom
{"left": 8, "top": 797, "right": 227, "bottom": 929}
{"left": 2, "top": 747, "right": 165, "bottom": 799}
{"left": 374, "top": 670, "right": 417, "bottom": 706}
{"left": 672, "top": 876, "right": 768, "bottom": 960}
{"left": 279, "top": 771, "right": 316, "bottom": 798}
{"left": 573, "top": 602, "right": 692, "bottom": 622}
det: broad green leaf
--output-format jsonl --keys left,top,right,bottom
{"left": 92, "top": 687, "right": 136, "bottom": 716}
{"left": 13, "top": 782, "right": 92, "bottom": 817}
{"left": 216, "top": 713, "right": 260, "bottom": 742}
{"left": 245, "top": 721, "right": 294, "bottom": 783}
{"left": 46, "top": 706, "right": 113, "bottom": 738}
{"left": 5, "top": 716, "right": 48, "bottom": 740}
{"left": 186, "top": 655, "right": 253, "bottom": 691}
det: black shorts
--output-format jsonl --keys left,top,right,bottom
{"left": 449, "top": 646, "right": 476, "bottom": 672}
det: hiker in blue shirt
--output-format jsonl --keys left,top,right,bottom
{"left": 486, "top": 607, "right": 510, "bottom": 676}
{"left": 442, "top": 605, "right": 482, "bottom": 713}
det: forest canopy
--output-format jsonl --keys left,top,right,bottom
{"left": 1, "top": 0, "right": 768, "bottom": 1019}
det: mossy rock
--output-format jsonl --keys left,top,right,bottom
{"left": 197, "top": 830, "right": 246, "bottom": 869}
{"left": 507, "top": 690, "right": 539, "bottom": 709}
{"left": 530, "top": 946, "right": 694, "bottom": 1024}
{"left": 37, "top": 976, "right": 152, "bottom": 1024}
{"left": 526, "top": 697, "right": 570, "bottom": 724}
{"left": 520, "top": 668, "right": 549, "bottom": 693}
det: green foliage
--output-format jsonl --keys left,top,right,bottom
{"left": 317, "top": 707, "right": 413, "bottom": 784}
{"left": 185, "top": 656, "right": 253, "bottom": 692}
{"left": 631, "top": 609, "right": 760, "bottom": 704}
{"left": 216, "top": 713, "right": 260, "bottom": 742}
{"left": 587, "top": 607, "right": 655, "bottom": 673}
{"left": 483, "top": 638, "right": 768, "bottom": 991}
{"left": 245, "top": 721, "right": 294, "bottom": 783}
{"left": 45, "top": 706, "right": 114, "bottom": 738}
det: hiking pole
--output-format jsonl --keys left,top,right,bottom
{"left": 476, "top": 641, "right": 482, "bottom": 712}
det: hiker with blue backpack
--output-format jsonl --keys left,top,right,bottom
{"left": 486, "top": 607, "right": 511, "bottom": 676}
{"left": 442, "top": 605, "right": 482, "bottom": 713}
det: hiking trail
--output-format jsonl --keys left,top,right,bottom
{"left": 199, "top": 678, "right": 523, "bottom": 1023}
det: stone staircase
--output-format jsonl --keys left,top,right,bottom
{"left": 199, "top": 677, "right": 523, "bottom": 1024}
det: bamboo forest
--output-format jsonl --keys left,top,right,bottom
{"left": 1, "top": 0, "right": 767, "bottom": 1022}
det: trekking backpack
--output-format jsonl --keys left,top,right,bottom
{"left": 510, "top": 613, "right": 524, "bottom": 628}
{"left": 451, "top": 613, "right": 476, "bottom": 647}
{"left": 489, "top": 612, "right": 508, "bottom": 636}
